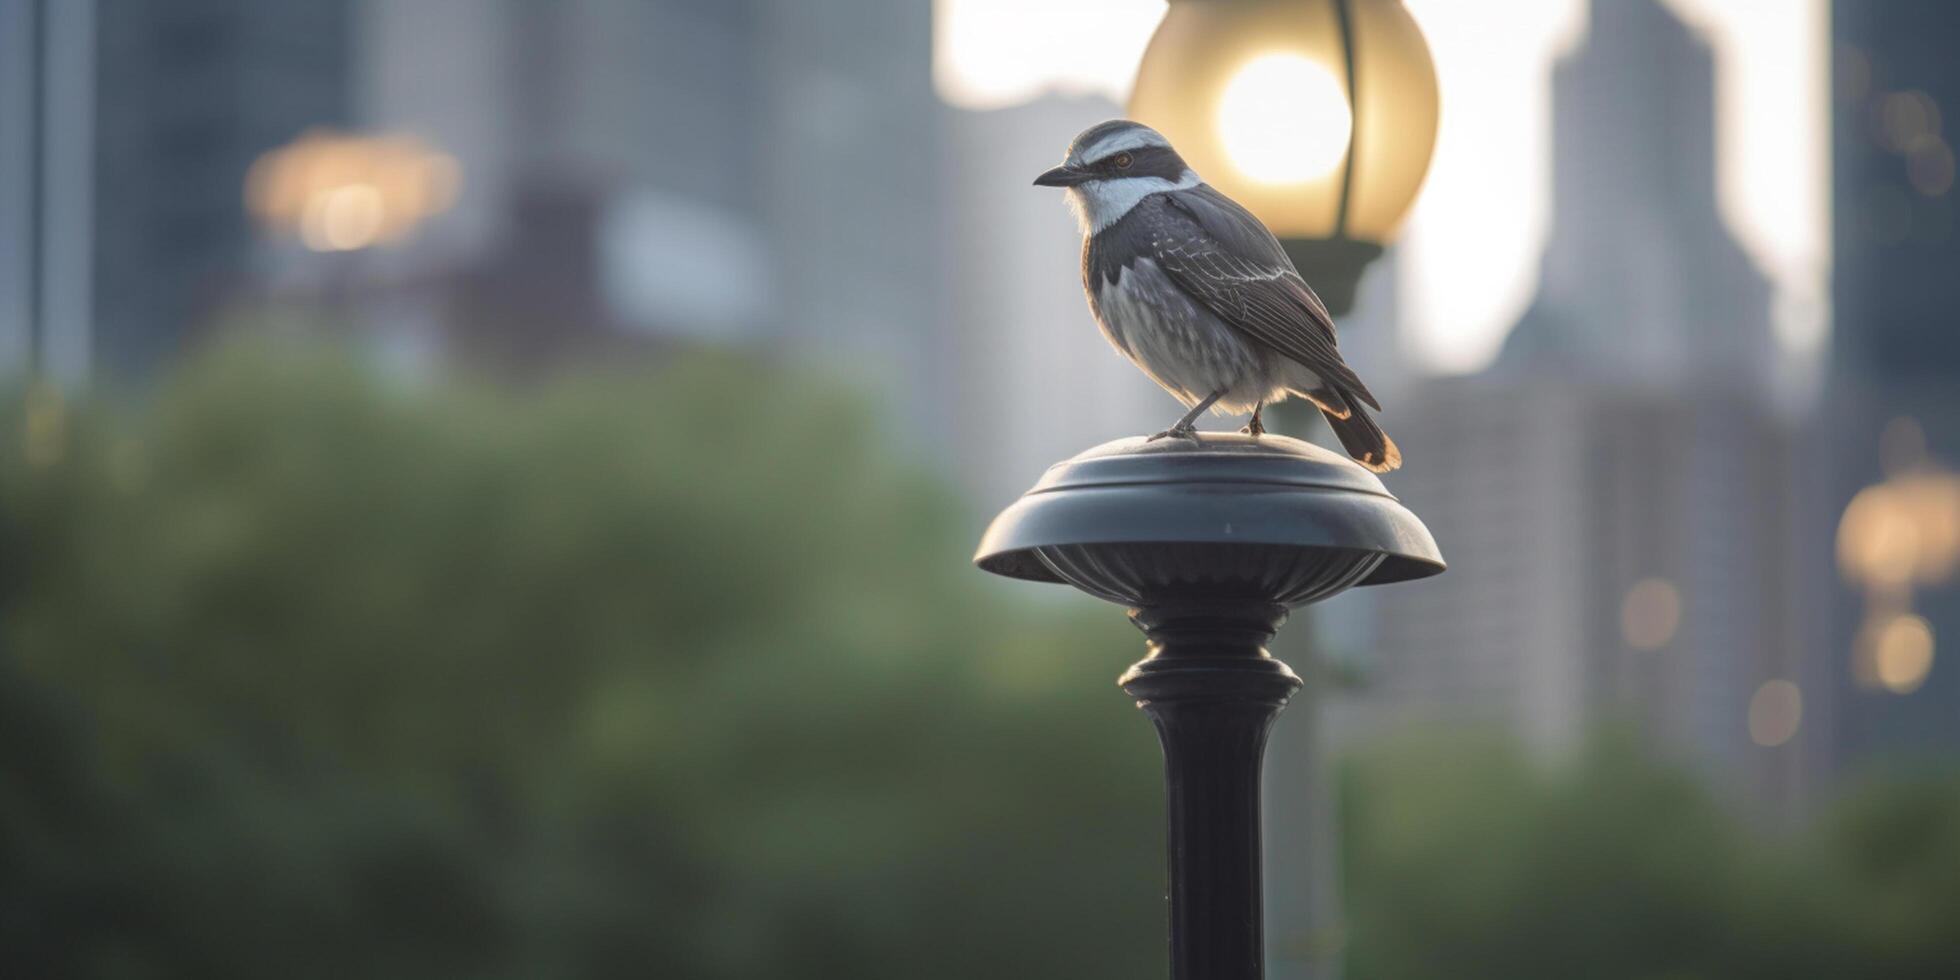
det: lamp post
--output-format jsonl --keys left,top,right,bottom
{"left": 976, "top": 433, "right": 1442, "bottom": 980}
{"left": 1129, "top": 0, "right": 1439, "bottom": 316}
{"left": 1126, "top": 8, "right": 1441, "bottom": 972}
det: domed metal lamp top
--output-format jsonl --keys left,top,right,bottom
{"left": 975, "top": 432, "right": 1442, "bottom": 608}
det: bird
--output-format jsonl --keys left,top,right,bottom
{"left": 1034, "top": 119, "right": 1400, "bottom": 472}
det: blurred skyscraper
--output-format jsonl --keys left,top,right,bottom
{"left": 5, "top": 0, "right": 949, "bottom": 420}
{"left": 1499, "top": 0, "right": 1776, "bottom": 397}
{"left": 358, "top": 0, "right": 945, "bottom": 407}
{"left": 1833, "top": 3, "right": 1960, "bottom": 384}
{"left": 1353, "top": 0, "right": 1825, "bottom": 811}
{"left": 0, "top": 0, "right": 355, "bottom": 380}
{"left": 1825, "top": 0, "right": 1960, "bottom": 771}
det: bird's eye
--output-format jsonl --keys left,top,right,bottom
{"left": 1113, "top": 153, "right": 1134, "bottom": 169}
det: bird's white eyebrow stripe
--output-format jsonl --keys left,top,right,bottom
{"left": 1076, "top": 127, "right": 1170, "bottom": 162}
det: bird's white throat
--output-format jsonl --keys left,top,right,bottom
{"left": 1066, "top": 170, "right": 1201, "bottom": 234}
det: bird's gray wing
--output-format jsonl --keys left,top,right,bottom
{"left": 1151, "top": 186, "right": 1379, "bottom": 411}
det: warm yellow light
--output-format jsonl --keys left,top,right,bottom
{"left": 1898, "top": 474, "right": 1960, "bottom": 583}
{"left": 1216, "top": 53, "right": 1352, "bottom": 185}
{"left": 246, "top": 129, "right": 460, "bottom": 252}
{"left": 1838, "top": 472, "right": 1960, "bottom": 589}
{"left": 1837, "top": 484, "right": 1921, "bottom": 590}
{"left": 1620, "top": 577, "right": 1681, "bottom": 651}
{"left": 1129, "top": 0, "right": 1438, "bottom": 243}
{"left": 303, "top": 183, "right": 386, "bottom": 252}
{"left": 1873, "top": 613, "right": 1935, "bottom": 694}
{"left": 1747, "top": 680, "right": 1803, "bottom": 747}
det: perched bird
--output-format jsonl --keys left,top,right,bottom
{"left": 1034, "top": 119, "right": 1400, "bottom": 472}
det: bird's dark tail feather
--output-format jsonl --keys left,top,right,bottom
{"left": 1322, "top": 403, "right": 1401, "bottom": 474}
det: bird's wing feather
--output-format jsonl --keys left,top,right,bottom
{"left": 1151, "top": 186, "right": 1379, "bottom": 411}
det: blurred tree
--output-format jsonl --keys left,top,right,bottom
{"left": 0, "top": 342, "right": 1162, "bottom": 980}
{"left": 1822, "top": 770, "right": 1960, "bottom": 979}
{"left": 1341, "top": 733, "right": 1959, "bottom": 980}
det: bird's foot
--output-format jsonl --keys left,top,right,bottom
{"left": 1147, "top": 425, "right": 1203, "bottom": 444}
{"left": 1240, "top": 417, "right": 1266, "bottom": 437}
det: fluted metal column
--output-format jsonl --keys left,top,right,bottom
{"left": 1124, "top": 601, "right": 1300, "bottom": 980}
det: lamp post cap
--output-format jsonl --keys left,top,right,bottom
{"left": 974, "top": 432, "right": 1443, "bottom": 608}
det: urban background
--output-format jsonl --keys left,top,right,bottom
{"left": 3, "top": 1, "right": 1958, "bottom": 978}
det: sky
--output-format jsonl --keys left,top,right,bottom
{"left": 933, "top": 0, "right": 1830, "bottom": 376}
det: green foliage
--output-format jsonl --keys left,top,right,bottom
{"left": 1820, "top": 770, "right": 1960, "bottom": 978}
{"left": 0, "top": 342, "right": 1160, "bottom": 980}
{"left": 1343, "top": 734, "right": 1960, "bottom": 980}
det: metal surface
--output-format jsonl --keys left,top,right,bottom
{"left": 975, "top": 431, "right": 1442, "bottom": 980}
{"left": 975, "top": 432, "right": 1443, "bottom": 602}
{"left": 1122, "top": 598, "right": 1299, "bottom": 980}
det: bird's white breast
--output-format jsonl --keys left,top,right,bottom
{"left": 1091, "top": 258, "right": 1266, "bottom": 409}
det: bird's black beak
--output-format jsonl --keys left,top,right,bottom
{"left": 1033, "top": 165, "right": 1090, "bottom": 187}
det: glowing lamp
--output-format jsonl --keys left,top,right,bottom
{"left": 1130, "top": 0, "right": 1440, "bottom": 314}
{"left": 246, "top": 130, "right": 460, "bottom": 253}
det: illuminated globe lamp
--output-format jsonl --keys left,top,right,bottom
{"left": 1129, "top": 0, "right": 1440, "bottom": 315}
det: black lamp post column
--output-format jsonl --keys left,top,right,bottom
{"left": 1124, "top": 601, "right": 1300, "bottom": 980}
{"left": 975, "top": 433, "right": 1443, "bottom": 980}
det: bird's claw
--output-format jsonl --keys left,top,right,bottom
{"left": 1240, "top": 419, "right": 1266, "bottom": 437}
{"left": 1147, "top": 425, "right": 1202, "bottom": 444}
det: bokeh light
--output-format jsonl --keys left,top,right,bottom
{"left": 246, "top": 130, "right": 460, "bottom": 252}
{"left": 1875, "top": 89, "right": 1942, "bottom": 154}
{"left": 1621, "top": 577, "right": 1682, "bottom": 651}
{"left": 302, "top": 184, "right": 387, "bottom": 252}
{"left": 1873, "top": 614, "right": 1936, "bottom": 695}
{"left": 1835, "top": 471, "right": 1960, "bottom": 592}
{"left": 1908, "top": 139, "right": 1956, "bottom": 197}
{"left": 1747, "top": 679, "right": 1803, "bottom": 747}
